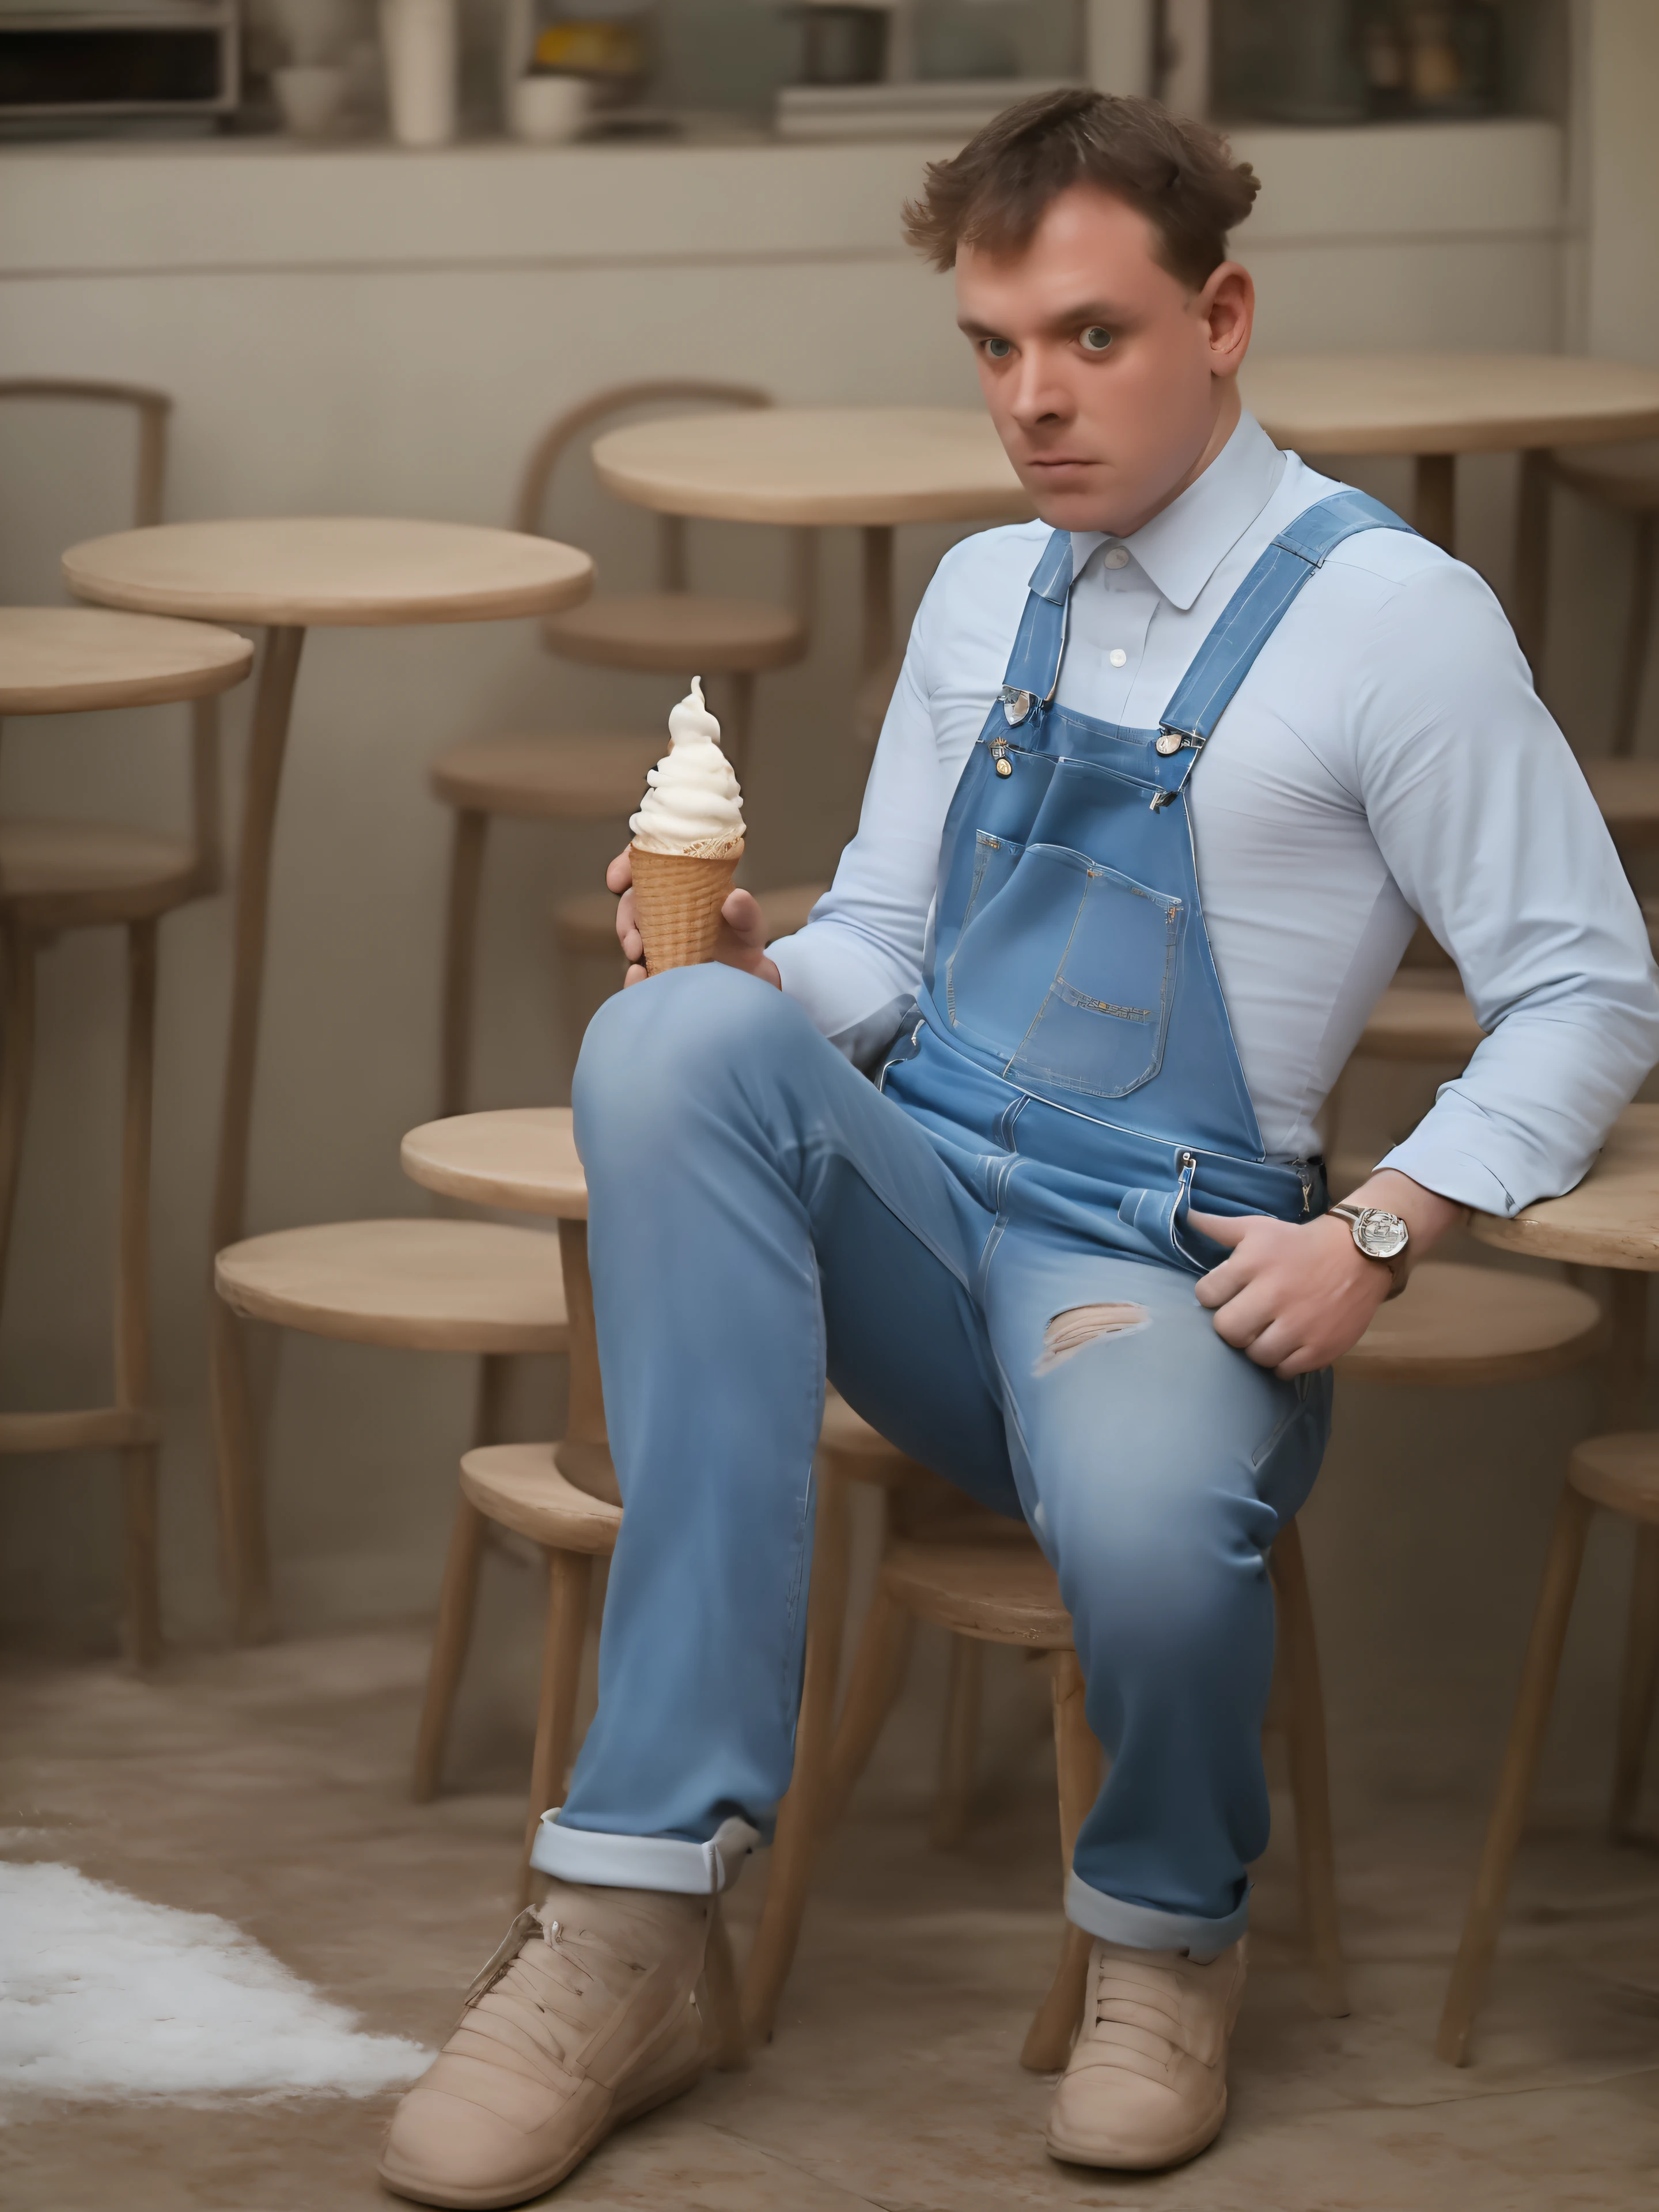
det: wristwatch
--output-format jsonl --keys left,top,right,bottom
{"left": 1328, "top": 1203, "right": 1411, "bottom": 1299}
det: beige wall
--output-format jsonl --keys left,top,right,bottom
{"left": 0, "top": 76, "right": 1654, "bottom": 1818}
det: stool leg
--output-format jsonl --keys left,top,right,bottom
{"left": 411, "top": 1355, "right": 510, "bottom": 1801}
{"left": 1021, "top": 1649, "right": 1104, "bottom": 2073}
{"left": 929, "top": 1636, "right": 983, "bottom": 1850}
{"left": 520, "top": 1547, "right": 593, "bottom": 1907}
{"left": 1436, "top": 1483, "right": 1595, "bottom": 2066}
{"left": 740, "top": 1469, "right": 853, "bottom": 2048}
{"left": 702, "top": 1902, "right": 748, "bottom": 2073}
{"left": 0, "top": 922, "right": 37, "bottom": 1324}
{"left": 1609, "top": 1524, "right": 1659, "bottom": 1842}
{"left": 1270, "top": 1520, "right": 1347, "bottom": 2017}
{"left": 209, "top": 1299, "right": 272, "bottom": 1643}
{"left": 116, "top": 921, "right": 161, "bottom": 1671}
{"left": 817, "top": 1579, "right": 915, "bottom": 1835}
{"left": 439, "top": 809, "right": 489, "bottom": 1120}
{"left": 1614, "top": 512, "right": 1657, "bottom": 759}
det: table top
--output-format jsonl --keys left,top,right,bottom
{"left": 1473, "top": 1103, "right": 1659, "bottom": 1270}
{"left": 63, "top": 517, "right": 593, "bottom": 630}
{"left": 0, "top": 605, "right": 253, "bottom": 714}
{"left": 1242, "top": 352, "right": 1659, "bottom": 457}
{"left": 401, "top": 1107, "right": 586, "bottom": 1219}
{"left": 592, "top": 406, "right": 1035, "bottom": 528}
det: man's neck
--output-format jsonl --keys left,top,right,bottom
{"left": 1109, "top": 385, "right": 1244, "bottom": 540}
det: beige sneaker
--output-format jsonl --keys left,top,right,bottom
{"left": 1044, "top": 1936, "right": 1247, "bottom": 2172}
{"left": 379, "top": 1883, "right": 715, "bottom": 2209}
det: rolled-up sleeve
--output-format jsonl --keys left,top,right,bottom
{"left": 1361, "top": 563, "right": 1659, "bottom": 1213}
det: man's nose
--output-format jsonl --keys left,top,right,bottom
{"left": 1005, "top": 347, "right": 1074, "bottom": 430}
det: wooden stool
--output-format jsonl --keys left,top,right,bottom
{"left": 517, "top": 380, "right": 812, "bottom": 786}
{"left": 0, "top": 605, "right": 251, "bottom": 1668}
{"left": 1550, "top": 440, "right": 1659, "bottom": 759}
{"left": 448, "top": 1438, "right": 746, "bottom": 2065}
{"left": 1334, "top": 1259, "right": 1604, "bottom": 1391}
{"left": 428, "top": 730, "right": 662, "bottom": 1115}
{"left": 211, "top": 1218, "right": 568, "bottom": 1702}
{"left": 744, "top": 1509, "right": 1344, "bottom": 2063}
{"left": 1436, "top": 1431, "right": 1659, "bottom": 2066}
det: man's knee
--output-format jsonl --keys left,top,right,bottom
{"left": 1044, "top": 1475, "right": 1271, "bottom": 1654}
{"left": 574, "top": 966, "right": 806, "bottom": 1145}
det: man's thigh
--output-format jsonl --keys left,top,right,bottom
{"left": 815, "top": 1156, "right": 1023, "bottom": 1522}
{"left": 980, "top": 1227, "right": 1329, "bottom": 1558}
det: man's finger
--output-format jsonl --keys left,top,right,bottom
{"left": 1194, "top": 1255, "right": 1249, "bottom": 1309}
{"left": 1187, "top": 1207, "right": 1252, "bottom": 1248}
{"left": 605, "top": 848, "right": 634, "bottom": 894}
{"left": 721, "top": 887, "right": 766, "bottom": 944}
{"left": 622, "top": 962, "right": 647, "bottom": 989}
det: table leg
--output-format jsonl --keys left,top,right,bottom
{"left": 553, "top": 1217, "right": 619, "bottom": 1506}
{"left": 1513, "top": 448, "right": 1551, "bottom": 678}
{"left": 208, "top": 623, "right": 304, "bottom": 1642}
{"left": 859, "top": 525, "right": 895, "bottom": 681}
{"left": 1414, "top": 454, "right": 1456, "bottom": 552}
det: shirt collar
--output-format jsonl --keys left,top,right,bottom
{"left": 1068, "top": 411, "right": 1287, "bottom": 612}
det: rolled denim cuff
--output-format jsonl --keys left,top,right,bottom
{"left": 1064, "top": 1870, "right": 1249, "bottom": 1961}
{"left": 529, "top": 1809, "right": 759, "bottom": 1895}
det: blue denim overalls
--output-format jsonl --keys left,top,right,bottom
{"left": 542, "top": 490, "right": 1412, "bottom": 1957}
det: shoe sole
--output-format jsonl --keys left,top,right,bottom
{"left": 1044, "top": 2090, "right": 1227, "bottom": 2173}
{"left": 377, "top": 2044, "right": 705, "bottom": 2210}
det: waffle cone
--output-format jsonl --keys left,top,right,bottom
{"left": 629, "top": 841, "right": 743, "bottom": 974}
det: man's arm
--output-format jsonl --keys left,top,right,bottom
{"left": 1194, "top": 554, "right": 1659, "bottom": 1376}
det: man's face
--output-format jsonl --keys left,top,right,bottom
{"left": 956, "top": 184, "right": 1253, "bottom": 538}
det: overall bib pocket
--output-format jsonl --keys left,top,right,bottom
{"left": 946, "top": 840, "right": 1184, "bottom": 1100}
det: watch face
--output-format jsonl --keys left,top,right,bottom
{"left": 1355, "top": 1209, "right": 1410, "bottom": 1262}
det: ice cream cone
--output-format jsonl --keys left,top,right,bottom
{"left": 629, "top": 840, "right": 743, "bottom": 974}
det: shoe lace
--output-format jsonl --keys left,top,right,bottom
{"left": 1085, "top": 1953, "right": 1189, "bottom": 2069}
{"left": 460, "top": 1906, "right": 648, "bottom": 2073}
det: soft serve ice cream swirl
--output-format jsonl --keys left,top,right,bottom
{"left": 629, "top": 676, "right": 745, "bottom": 858}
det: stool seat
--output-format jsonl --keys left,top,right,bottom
{"left": 0, "top": 818, "right": 198, "bottom": 928}
{"left": 1335, "top": 1260, "right": 1603, "bottom": 1387}
{"left": 430, "top": 733, "right": 661, "bottom": 820}
{"left": 1357, "top": 982, "right": 1483, "bottom": 1062}
{"left": 1569, "top": 1432, "right": 1659, "bottom": 1525}
{"left": 544, "top": 592, "right": 806, "bottom": 675}
{"left": 881, "top": 1533, "right": 1071, "bottom": 1649}
{"left": 1583, "top": 758, "right": 1659, "bottom": 848}
{"left": 460, "top": 1441, "right": 620, "bottom": 1554}
{"left": 552, "top": 878, "right": 828, "bottom": 957}
{"left": 1550, "top": 440, "right": 1659, "bottom": 512}
{"left": 214, "top": 1219, "right": 568, "bottom": 1353}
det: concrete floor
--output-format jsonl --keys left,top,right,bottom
{"left": 4, "top": 1624, "right": 1659, "bottom": 2212}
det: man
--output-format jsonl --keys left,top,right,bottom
{"left": 382, "top": 91, "right": 1659, "bottom": 2205}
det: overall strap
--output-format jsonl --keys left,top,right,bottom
{"left": 998, "top": 531, "right": 1074, "bottom": 722}
{"left": 1157, "top": 490, "right": 1414, "bottom": 748}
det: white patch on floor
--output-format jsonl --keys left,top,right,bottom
{"left": 0, "top": 1862, "right": 428, "bottom": 2110}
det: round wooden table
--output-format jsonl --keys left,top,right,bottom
{"left": 0, "top": 604, "right": 255, "bottom": 1667}
{"left": 1242, "top": 352, "right": 1659, "bottom": 663}
{"left": 62, "top": 520, "right": 593, "bottom": 1641}
{"left": 592, "top": 406, "right": 1032, "bottom": 691}
{"left": 399, "top": 1107, "right": 618, "bottom": 1506}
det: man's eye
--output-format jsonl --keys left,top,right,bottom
{"left": 983, "top": 337, "right": 1013, "bottom": 359}
{"left": 1080, "top": 327, "right": 1112, "bottom": 353}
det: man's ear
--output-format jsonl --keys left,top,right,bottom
{"left": 1200, "top": 262, "right": 1254, "bottom": 381}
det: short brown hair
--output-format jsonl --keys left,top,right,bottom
{"left": 903, "top": 89, "right": 1259, "bottom": 290}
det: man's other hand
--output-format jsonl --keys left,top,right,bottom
{"left": 607, "top": 848, "right": 783, "bottom": 991}
{"left": 1189, "top": 1210, "right": 1391, "bottom": 1377}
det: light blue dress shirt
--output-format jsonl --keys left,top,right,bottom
{"left": 769, "top": 412, "right": 1659, "bottom": 1215}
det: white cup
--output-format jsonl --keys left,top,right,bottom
{"left": 273, "top": 62, "right": 348, "bottom": 138}
{"left": 509, "top": 73, "right": 589, "bottom": 145}
{"left": 380, "top": 0, "right": 457, "bottom": 147}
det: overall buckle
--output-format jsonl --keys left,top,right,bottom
{"left": 1000, "top": 685, "right": 1035, "bottom": 726}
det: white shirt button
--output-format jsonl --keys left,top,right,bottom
{"left": 1109, "top": 649, "right": 1127, "bottom": 667}
{"left": 1104, "top": 547, "right": 1130, "bottom": 569}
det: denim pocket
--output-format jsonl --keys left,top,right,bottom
{"left": 947, "top": 839, "right": 1183, "bottom": 1100}
{"left": 944, "top": 831, "right": 1025, "bottom": 1024}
